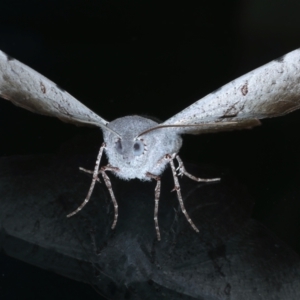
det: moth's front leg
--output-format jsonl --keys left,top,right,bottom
{"left": 75, "top": 164, "right": 120, "bottom": 229}
{"left": 67, "top": 142, "right": 107, "bottom": 218}
{"left": 66, "top": 143, "right": 120, "bottom": 230}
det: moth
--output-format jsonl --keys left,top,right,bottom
{"left": 1, "top": 49, "right": 300, "bottom": 240}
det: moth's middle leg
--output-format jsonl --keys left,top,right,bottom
{"left": 146, "top": 172, "right": 162, "bottom": 241}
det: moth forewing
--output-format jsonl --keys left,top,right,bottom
{"left": 0, "top": 50, "right": 119, "bottom": 135}
{"left": 161, "top": 48, "right": 300, "bottom": 135}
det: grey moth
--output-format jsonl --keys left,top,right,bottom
{"left": 1, "top": 49, "right": 300, "bottom": 240}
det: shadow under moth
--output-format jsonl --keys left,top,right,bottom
{"left": 1, "top": 49, "right": 300, "bottom": 240}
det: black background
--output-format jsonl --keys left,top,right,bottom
{"left": 1, "top": 0, "right": 300, "bottom": 299}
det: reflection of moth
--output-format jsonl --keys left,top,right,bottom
{"left": 1, "top": 49, "right": 300, "bottom": 240}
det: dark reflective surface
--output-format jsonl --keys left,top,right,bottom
{"left": 0, "top": 144, "right": 299, "bottom": 299}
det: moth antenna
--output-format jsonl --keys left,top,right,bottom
{"left": 136, "top": 122, "right": 237, "bottom": 137}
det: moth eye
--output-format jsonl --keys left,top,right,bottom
{"left": 133, "top": 140, "right": 144, "bottom": 156}
{"left": 115, "top": 139, "right": 123, "bottom": 154}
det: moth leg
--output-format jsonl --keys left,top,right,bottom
{"left": 146, "top": 172, "right": 162, "bottom": 241}
{"left": 169, "top": 157, "right": 199, "bottom": 233}
{"left": 66, "top": 143, "right": 106, "bottom": 218}
{"left": 176, "top": 155, "right": 220, "bottom": 182}
{"left": 100, "top": 166, "right": 119, "bottom": 230}
{"left": 79, "top": 167, "right": 101, "bottom": 182}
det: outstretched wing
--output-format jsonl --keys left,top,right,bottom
{"left": 0, "top": 50, "right": 109, "bottom": 128}
{"left": 147, "top": 49, "right": 300, "bottom": 135}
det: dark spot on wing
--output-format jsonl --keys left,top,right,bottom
{"left": 211, "top": 86, "right": 222, "bottom": 94}
{"left": 2, "top": 74, "right": 9, "bottom": 82}
{"left": 274, "top": 54, "right": 285, "bottom": 63}
{"left": 219, "top": 113, "right": 238, "bottom": 119}
{"left": 40, "top": 82, "right": 46, "bottom": 94}
{"left": 56, "top": 84, "right": 65, "bottom": 92}
{"left": 219, "top": 100, "right": 241, "bottom": 119}
{"left": 241, "top": 82, "right": 248, "bottom": 96}
{"left": 6, "top": 53, "right": 15, "bottom": 61}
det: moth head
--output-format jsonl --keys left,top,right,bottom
{"left": 102, "top": 115, "right": 182, "bottom": 179}
{"left": 103, "top": 116, "right": 158, "bottom": 166}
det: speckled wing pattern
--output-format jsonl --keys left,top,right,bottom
{"left": 2, "top": 49, "right": 300, "bottom": 136}
{"left": 154, "top": 49, "right": 300, "bottom": 135}
{"left": 0, "top": 50, "right": 108, "bottom": 128}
